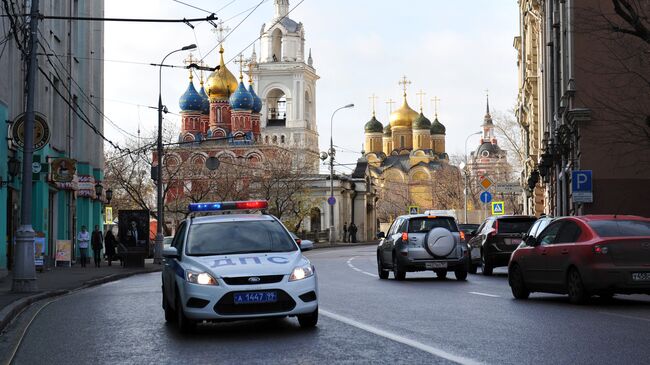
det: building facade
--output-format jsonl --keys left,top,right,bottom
{"left": 0, "top": 1, "right": 106, "bottom": 274}
{"left": 516, "top": 0, "right": 650, "bottom": 217}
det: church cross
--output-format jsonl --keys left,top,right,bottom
{"left": 385, "top": 98, "right": 395, "bottom": 114}
{"left": 211, "top": 20, "right": 231, "bottom": 43}
{"left": 234, "top": 54, "right": 246, "bottom": 80}
{"left": 183, "top": 52, "right": 200, "bottom": 80}
{"left": 416, "top": 89, "right": 426, "bottom": 112}
{"left": 398, "top": 75, "right": 411, "bottom": 96}
{"left": 369, "top": 94, "right": 378, "bottom": 116}
{"left": 431, "top": 96, "right": 441, "bottom": 117}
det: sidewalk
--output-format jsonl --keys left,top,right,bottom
{"left": 0, "top": 260, "right": 161, "bottom": 332}
{"left": 312, "top": 241, "right": 377, "bottom": 249}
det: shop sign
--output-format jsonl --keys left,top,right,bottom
{"left": 55, "top": 240, "right": 72, "bottom": 267}
{"left": 76, "top": 175, "right": 96, "bottom": 198}
{"left": 50, "top": 158, "right": 77, "bottom": 183}
{"left": 10, "top": 112, "right": 51, "bottom": 151}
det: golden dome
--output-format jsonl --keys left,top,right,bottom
{"left": 205, "top": 46, "right": 238, "bottom": 102}
{"left": 389, "top": 95, "right": 419, "bottom": 128}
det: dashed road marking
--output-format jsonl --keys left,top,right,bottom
{"left": 347, "top": 257, "right": 379, "bottom": 278}
{"left": 468, "top": 291, "right": 501, "bottom": 298}
{"left": 320, "top": 309, "right": 484, "bottom": 365}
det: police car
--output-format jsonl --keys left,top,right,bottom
{"left": 161, "top": 200, "right": 318, "bottom": 332}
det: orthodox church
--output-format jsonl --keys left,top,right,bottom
{"left": 359, "top": 77, "right": 455, "bottom": 212}
{"left": 467, "top": 98, "right": 509, "bottom": 180}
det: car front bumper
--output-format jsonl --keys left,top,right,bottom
{"left": 178, "top": 274, "right": 318, "bottom": 321}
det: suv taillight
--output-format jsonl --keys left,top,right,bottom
{"left": 401, "top": 232, "right": 408, "bottom": 241}
{"left": 459, "top": 231, "right": 466, "bottom": 241}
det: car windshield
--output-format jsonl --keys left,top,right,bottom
{"left": 497, "top": 218, "right": 536, "bottom": 234}
{"left": 408, "top": 217, "right": 458, "bottom": 233}
{"left": 588, "top": 220, "right": 650, "bottom": 237}
{"left": 186, "top": 220, "right": 298, "bottom": 256}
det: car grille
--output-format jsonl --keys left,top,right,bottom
{"left": 214, "top": 290, "right": 296, "bottom": 315}
{"left": 222, "top": 275, "right": 284, "bottom": 285}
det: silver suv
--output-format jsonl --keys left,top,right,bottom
{"left": 377, "top": 214, "right": 469, "bottom": 281}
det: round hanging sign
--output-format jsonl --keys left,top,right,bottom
{"left": 11, "top": 112, "right": 51, "bottom": 151}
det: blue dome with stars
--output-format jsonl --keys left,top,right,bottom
{"left": 179, "top": 81, "right": 203, "bottom": 112}
{"left": 229, "top": 81, "right": 254, "bottom": 111}
{"left": 198, "top": 83, "right": 210, "bottom": 114}
{"left": 249, "top": 84, "right": 262, "bottom": 114}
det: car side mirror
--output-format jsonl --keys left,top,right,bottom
{"left": 377, "top": 232, "right": 385, "bottom": 239}
{"left": 162, "top": 246, "right": 179, "bottom": 259}
{"left": 525, "top": 236, "right": 539, "bottom": 247}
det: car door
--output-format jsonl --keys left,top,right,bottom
{"left": 382, "top": 219, "right": 400, "bottom": 263}
{"left": 468, "top": 221, "right": 487, "bottom": 261}
{"left": 163, "top": 221, "right": 186, "bottom": 301}
{"left": 544, "top": 220, "right": 582, "bottom": 287}
{"left": 523, "top": 221, "right": 563, "bottom": 288}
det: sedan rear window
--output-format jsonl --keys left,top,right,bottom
{"left": 186, "top": 220, "right": 298, "bottom": 256}
{"left": 497, "top": 218, "right": 536, "bottom": 234}
{"left": 408, "top": 217, "right": 458, "bottom": 233}
{"left": 588, "top": 220, "right": 650, "bottom": 237}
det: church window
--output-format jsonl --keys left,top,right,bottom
{"left": 281, "top": 135, "right": 285, "bottom": 144}
{"left": 265, "top": 135, "right": 269, "bottom": 144}
{"left": 400, "top": 135, "right": 405, "bottom": 148}
{"left": 266, "top": 88, "right": 287, "bottom": 127}
{"left": 271, "top": 28, "right": 282, "bottom": 62}
{"left": 272, "top": 135, "right": 278, "bottom": 144}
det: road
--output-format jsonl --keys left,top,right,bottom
{"left": 4, "top": 245, "right": 650, "bottom": 365}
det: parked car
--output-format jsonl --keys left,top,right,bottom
{"left": 458, "top": 223, "right": 480, "bottom": 242}
{"left": 290, "top": 232, "right": 314, "bottom": 251}
{"left": 377, "top": 214, "right": 469, "bottom": 281}
{"left": 508, "top": 215, "right": 650, "bottom": 303}
{"left": 467, "top": 215, "right": 537, "bottom": 275}
{"left": 522, "top": 216, "right": 554, "bottom": 242}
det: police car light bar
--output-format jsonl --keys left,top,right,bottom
{"left": 188, "top": 200, "right": 269, "bottom": 212}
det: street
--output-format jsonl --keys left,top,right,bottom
{"left": 6, "top": 245, "right": 650, "bottom": 365}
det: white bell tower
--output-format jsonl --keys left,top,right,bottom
{"left": 252, "top": 0, "right": 320, "bottom": 172}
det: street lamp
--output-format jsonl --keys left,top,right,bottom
{"left": 105, "top": 188, "right": 113, "bottom": 205}
{"left": 463, "top": 131, "right": 482, "bottom": 224}
{"left": 155, "top": 43, "right": 196, "bottom": 265}
{"left": 94, "top": 182, "right": 103, "bottom": 198}
{"left": 328, "top": 103, "right": 354, "bottom": 245}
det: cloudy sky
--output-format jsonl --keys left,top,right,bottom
{"left": 104, "top": 0, "right": 519, "bottom": 174}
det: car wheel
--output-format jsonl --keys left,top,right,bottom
{"left": 567, "top": 268, "right": 588, "bottom": 304}
{"left": 434, "top": 270, "right": 447, "bottom": 279}
{"left": 468, "top": 264, "right": 478, "bottom": 274}
{"left": 393, "top": 255, "right": 406, "bottom": 281}
{"left": 377, "top": 253, "right": 389, "bottom": 280}
{"left": 176, "top": 292, "right": 195, "bottom": 332}
{"left": 454, "top": 269, "right": 468, "bottom": 281}
{"left": 162, "top": 285, "right": 175, "bottom": 322}
{"left": 481, "top": 251, "right": 493, "bottom": 276}
{"left": 298, "top": 307, "right": 319, "bottom": 328}
{"left": 509, "top": 265, "right": 530, "bottom": 299}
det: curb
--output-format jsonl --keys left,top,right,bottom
{"left": 312, "top": 242, "right": 377, "bottom": 250}
{"left": 0, "top": 266, "right": 161, "bottom": 333}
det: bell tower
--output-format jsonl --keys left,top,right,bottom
{"left": 252, "top": 0, "right": 320, "bottom": 172}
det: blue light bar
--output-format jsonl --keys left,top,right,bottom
{"left": 188, "top": 200, "right": 268, "bottom": 212}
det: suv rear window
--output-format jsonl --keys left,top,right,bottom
{"left": 408, "top": 217, "right": 458, "bottom": 233}
{"left": 588, "top": 220, "right": 650, "bottom": 237}
{"left": 497, "top": 218, "right": 536, "bottom": 234}
{"left": 186, "top": 220, "right": 298, "bottom": 256}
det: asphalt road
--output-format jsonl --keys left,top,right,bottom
{"left": 4, "top": 245, "right": 650, "bottom": 365}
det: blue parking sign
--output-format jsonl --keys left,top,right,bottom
{"left": 571, "top": 170, "right": 593, "bottom": 203}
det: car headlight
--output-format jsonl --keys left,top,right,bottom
{"left": 289, "top": 264, "right": 315, "bottom": 281}
{"left": 186, "top": 270, "right": 218, "bottom": 285}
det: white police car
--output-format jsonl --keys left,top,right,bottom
{"left": 161, "top": 200, "right": 318, "bottom": 332}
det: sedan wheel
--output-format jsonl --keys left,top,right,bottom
{"left": 298, "top": 307, "right": 319, "bottom": 328}
{"left": 468, "top": 264, "right": 478, "bottom": 274}
{"left": 434, "top": 270, "right": 447, "bottom": 279}
{"left": 454, "top": 269, "right": 468, "bottom": 281}
{"left": 377, "top": 253, "right": 389, "bottom": 280}
{"left": 567, "top": 268, "right": 588, "bottom": 304}
{"left": 163, "top": 285, "right": 175, "bottom": 322}
{"left": 393, "top": 255, "right": 406, "bottom": 281}
{"left": 481, "top": 252, "right": 493, "bottom": 276}
{"left": 176, "top": 293, "right": 195, "bottom": 332}
{"left": 509, "top": 265, "right": 530, "bottom": 299}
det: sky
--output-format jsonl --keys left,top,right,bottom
{"left": 104, "top": 0, "right": 520, "bottom": 174}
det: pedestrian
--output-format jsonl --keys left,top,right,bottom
{"left": 77, "top": 225, "right": 90, "bottom": 268}
{"left": 104, "top": 229, "right": 116, "bottom": 266}
{"left": 342, "top": 222, "right": 348, "bottom": 243}
{"left": 350, "top": 223, "right": 358, "bottom": 243}
{"left": 91, "top": 225, "right": 104, "bottom": 268}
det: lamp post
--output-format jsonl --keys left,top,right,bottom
{"left": 328, "top": 103, "right": 354, "bottom": 245}
{"left": 155, "top": 44, "right": 196, "bottom": 265}
{"left": 463, "top": 131, "right": 482, "bottom": 224}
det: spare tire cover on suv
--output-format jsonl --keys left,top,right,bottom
{"left": 424, "top": 228, "right": 455, "bottom": 257}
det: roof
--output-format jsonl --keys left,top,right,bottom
{"left": 474, "top": 142, "right": 505, "bottom": 158}
{"left": 190, "top": 214, "right": 275, "bottom": 224}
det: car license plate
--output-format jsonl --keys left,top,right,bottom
{"left": 631, "top": 272, "right": 650, "bottom": 282}
{"left": 233, "top": 291, "right": 278, "bottom": 304}
{"left": 505, "top": 238, "right": 522, "bottom": 245}
{"left": 426, "top": 262, "right": 447, "bottom": 269}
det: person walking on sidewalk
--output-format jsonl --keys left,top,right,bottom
{"left": 349, "top": 223, "right": 358, "bottom": 243}
{"left": 104, "top": 229, "right": 116, "bottom": 266}
{"left": 77, "top": 226, "right": 90, "bottom": 268}
{"left": 342, "top": 222, "right": 348, "bottom": 243}
{"left": 91, "top": 225, "right": 104, "bottom": 268}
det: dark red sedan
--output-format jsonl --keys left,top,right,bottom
{"left": 508, "top": 215, "right": 650, "bottom": 304}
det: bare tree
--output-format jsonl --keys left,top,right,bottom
{"left": 492, "top": 108, "right": 525, "bottom": 178}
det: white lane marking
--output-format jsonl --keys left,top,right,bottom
{"left": 320, "top": 309, "right": 484, "bottom": 365}
{"left": 599, "top": 311, "right": 650, "bottom": 323}
{"left": 347, "top": 257, "right": 378, "bottom": 278}
{"left": 468, "top": 291, "right": 501, "bottom": 298}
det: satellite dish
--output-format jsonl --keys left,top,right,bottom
{"left": 205, "top": 156, "right": 220, "bottom": 171}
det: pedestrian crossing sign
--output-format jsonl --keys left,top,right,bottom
{"left": 491, "top": 201, "right": 505, "bottom": 215}
{"left": 408, "top": 206, "right": 419, "bottom": 215}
